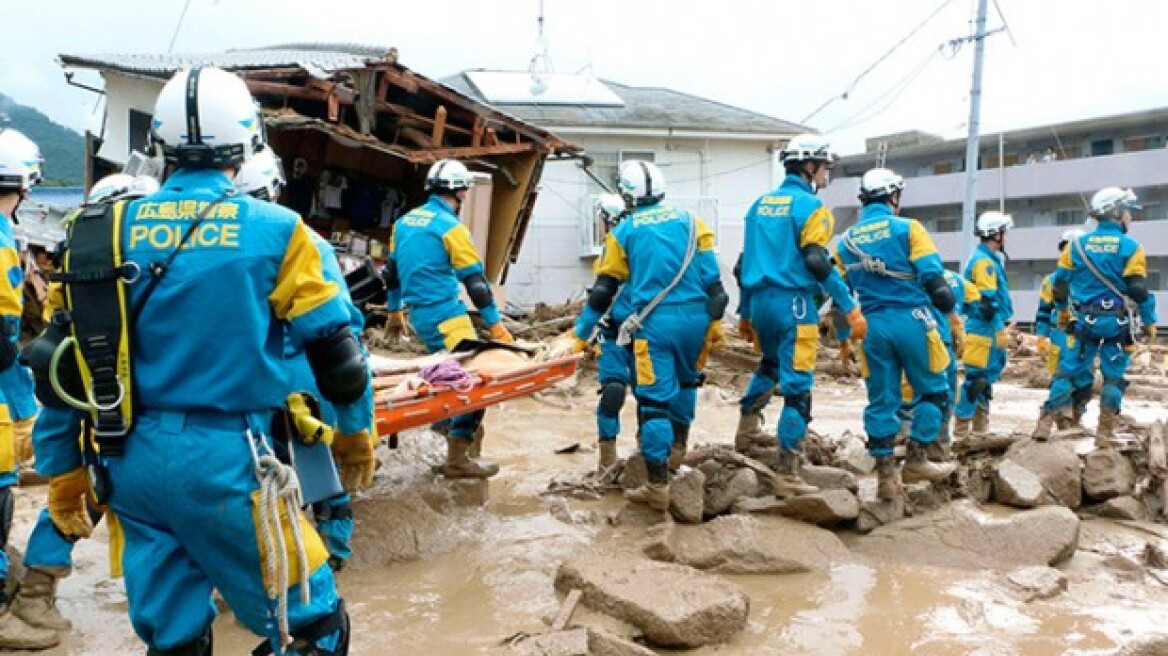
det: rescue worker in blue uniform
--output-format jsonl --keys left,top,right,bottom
{"left": 35, "top": 67, "right": 369, "bottom": 655}
{"left": 235, "top": 145, "right": 372, "bottom": 570}
{"left": 835, "top": 168, "right": 963, "bottom": 499}
{"left": 0, "top": 128, "right": 60, "bottom": 650}
{"left": 1034, "top": 228, "right": 1093, "bottom": 430}
{"left": 736, "top": 134, "right": 867, "bottom": 497}
{"left": 382, "top": 159, "right": 514, "bottom": 479}
{"left": 954, "top": 210, "right": 1014, "bottom": 437}
{"left": 1033, "top": 187, "right": 1157, "bottom": 447}
{"left": 582, "top": 193, "right": 635, "bottom": 473}
{"left": 12, "top": 173, "right": 160, "bottom": 640}
{"left": 571, "top": 160, "right": 726, "bottom": 511}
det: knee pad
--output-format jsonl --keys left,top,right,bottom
{"left": 756, "top": 357, "right": 779, "bottom": 384}
{"left": 963, "top": 376, "right": 989, "bottom": 402}
{"left": 918, "top": 391, "right": 950, "bottom": 417}
{"left": 598, "top": 382, "right": 627, "bottom": 417}
{"left": 1071, "top": 385, "right": 1093, "bottom": 408}
{"left": 147, "top": 628, "right": 212, "bottom": 656}
{"left": 255, "top": 601, "right": 350, "bottom": 656}
{"left": 782, "top": 393, "right": 812, "bottom": 423}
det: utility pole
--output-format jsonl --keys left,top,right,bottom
{"left": 960, "top": 0, "right": 990, "bottom": 263}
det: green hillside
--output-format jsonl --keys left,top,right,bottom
{"left": 0, "top": 93, "right": 85, "bottom": 186}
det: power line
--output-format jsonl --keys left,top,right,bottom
{"left": 167, "top": 0, "right": 194, "bottom": 54}
{"left": 826, "top": 47, "right": 942, "bottom": 133}
{"left": 801, "top": 0, "right": 957, "bottom": 124}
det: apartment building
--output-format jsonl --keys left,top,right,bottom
{"left": 821, "top": 108, "right": 1168, "bottom": 326}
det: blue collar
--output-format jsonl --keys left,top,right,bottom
{"left": 162, "top": 169, "right": 237, "bottom": 195}
{"left": 859, "top": 203, "right": 895, "bottom": 221}
{"left": 427, "top": 195, "right": 458, "bottom": 215}
{"left": 1094, "top": 221, "right": 1125, "bottom": 234}
{"left": 781, "top": 174, "right": 814, "bottom": 194}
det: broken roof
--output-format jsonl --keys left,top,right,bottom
{"left": 444, "top": 70, "right": 810, "bottom": 137}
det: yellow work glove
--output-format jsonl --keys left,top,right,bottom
{"left": 331, "top": 429, "right": 376, "bottom": 493}
{"left": 948, "top": 313, "right": 966, "bottom": 358}
{"left": 286, "top": 393, "right": 334, "bottom": 446}
{"left": 1036, "top": 336, "right": 1050, "bottom": 356}
{"left": 737, "top": 317, "right": 757, "bottom": 347}
{"left": 489, "top": 323, "right": 515, "bottom": 344}
{"left": 49, "top": 467, "right": 94, "bottom": 540}
{"left": 839, "top": 339, "right": 854, "bottom": 365}
{"left": 1056, "top": 309, "right": 1071, "bottom": 332}
{"left": 1145, "top": 323, "right": 1158, "bottom": 342}
{"left": 996, "top": 329, "right": 1011, "bottom": 349}
{"left": 386, "top": 310, "right": 406, "bottom": 329}
{"left": 845, "top": 307, "right": 868, "bottom": 343}
{"left": 14, "top": 417, "right": 34, "bottom": 466}
{"left": 705, "top": 321, "right": 726, "bottom": 355}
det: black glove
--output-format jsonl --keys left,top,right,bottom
{"left": 0, "top": 339, "right": 17, "bottom": 371}
{"left": 979, "top": 296, "right": 998, "bottom": 321}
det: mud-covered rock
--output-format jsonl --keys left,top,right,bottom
{"left": 555, "top": 553, "right": 749, "bottom": 648}
{"left": 801, "top": 464, "right": 859, "bottom": 492}
{"left": 1082, "top": 449, "right": 1136, "bottom": 501}
{"left": 855, "top": 501, "right": 1080, "bottom": 569}
{"left": 778, "top": 489, "right": 860, "bottom": 527}
{"left": 1004, "top": 440, "right": 1081, "bottom": 508}
{"left": 730, "top": 495, "right": 787, "bottom": 515}
{"left": 704, "top": 467, "right": 759, "bottom": 517}
{"left": 511, "top": 628, "right": 590, "bottom": 655}
{"left": 1006, "top": 566, "right": 1067, "bottom": 601}
{"left": 349, "top": 492, "right": 446, "bottom": 569}
{"left": 1096, "top": 496, "right": 1149, "bottom": 521}
{"left": 1118, "top": 635, "right": 1168, "bottom": 656}
{"left": 642, "top": 514, "right": 848, "bottom": 574}
{"left": 670, "top": 468, "right": 706, "bottom": 524}
{"left": 994, "top": 459, "right": 1044, "bottom": 508}
{"left": 586, "top": 628, "right": 657, "bottom": 656}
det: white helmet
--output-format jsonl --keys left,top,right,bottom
{"left": 1089, "top": 187, "right": 1140, "bottom": 219}
{"left": 424, "top": 159, "right": 475, "bottom": 193}
{"left": 235, "top": 144, "right": 286, "bottom": 201}
{"left": 595, "top": 192, "right": 627, "bottom": 228}
{"left": 87, "top": 173, "right": 160, "bottom": 205}
{"left": 858, "top": 167, "right": 905, "bottom": 203}
{"left": 149, "top": 67, "right": 263, "bottom": 169}
{"left": 617, "top": 160, "right": 665, "bottom": 207}
{"left": 975, "top": 210, "right": 1013, "bottom": 238}
{"left": 780, "top": 133, "right": 837, "bottom": 166}
{"left": 0, "top": 129, "right": 44, "bottom": 193}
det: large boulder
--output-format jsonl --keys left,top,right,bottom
{"left": 349, "top": 492, "right": 446, "bottom": 569}
{"left": 643, "top": 514, "right": 848, "bottom": 574}
{"left": 555, "top": 553, "right": 749, "bottom": 648}
{"left": 704, "top": 467, "right": 759, "bottom": 517}
{"left": 669, "top": 468, "right": 706, "bottom": 524}
{"left": 778, "top": 489, "right": 860, "bottom": 527}
{"left": 801, "top": 465, "right": 859, "bottom": 492}
{"left": 993, "top": 459, "right": 1045, "bottom": 508}
{"left": 854, "top": 501, "right": 1080, "bottom": 569}
{"left": 1003, "top": 440, "right": 1081, "bottom": 508}
{"left": 1082, "top": 449, "right": 1136, "bottom": 501}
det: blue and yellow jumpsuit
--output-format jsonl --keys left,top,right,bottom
{"left": 575, "top": 258, "right": 635, "bottom": 445}
{"left": 1043, "top": 222, "right": 1157, "bottom": 415}
{"left": 835, "top": 204, "right": 952, "bottom": 456}
{"left": 1036, "top": 272, "right": 1094, "bottom": 415}
{"left": 386, "top": 195, "right": 503, "bottom": 442}
{"left": 738, "top": 174, "right": 856, "bottom": 451}
{"left": 34, "top": 170, "right": 356, "bottom": 653}
{"left": 285, "top": 232, "right": 376, "bottom": 568}
{"left": 955, "top": 242, "right": 1013, "bottom": 422}
{"left": 576, "top": 204, "right": 721, "bottom": 469}
{"left": 0, "top": 210, "right": 37, "bottom": 594}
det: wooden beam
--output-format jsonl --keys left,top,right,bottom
{"left": 472, "top": 117, "right": 485, "bottom": 148}
{"left": 404, "top": 143, "right": 537, "bottom": 164}
{"left": 379, "top": 68, "right": 419, "bottom": 94}
{"left": 432, "top": 106, "right": 447, "bottom": 147}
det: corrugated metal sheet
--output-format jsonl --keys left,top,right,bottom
{"left": 59, "top": 44, "right": 390, "bottom": 78}
{"left": 444, "top": 71, "right": 809, "bottom": 136}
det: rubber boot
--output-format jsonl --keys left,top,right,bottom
{"left": 952, "top": 416, "right": 972, "bottom": 440}
{"left": 468, "top": 425, "right": 485, "bottom": 459}
{"left": 0, "top": 606, "right": 60, "bottom": 650}
{"left": 597, "top": 440, "right": 617, "bottom": 473}
{"left": 441, "top": 435, "right": 499, "bottom": 479}
{"left": 773, "top": 450, "right": 819, "bottom": 498}
{"left": 624, "top": 460, "right": 670, "bottom": 511}
{"left": 1032, "top": 409, "right": 1058, "bottom": 442}
{"left": 874, "top": 455, "right": 901, "bottom": 501}
{"left": 734, "top": 411, "right": 770, "bottom": 453}
{"left": 901, "top": 441, "right": 956, "bottom": 484}
{"left": 11, "top": 568, "right": 70, "bottom": 631}
{"left": 667, "top": 423, "right": 689, "bottom": 472}
{"left": 1096, "top": 409, "right": 1120, "bottom": 449}
{"left": 972, "top": 406, "right": 990, "bottom": 434}
{"left": 925, "top": 437, "right": 951, "bottom": 463}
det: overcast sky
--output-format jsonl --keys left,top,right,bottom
{"left": 4, "top": 0, "right": 1168, "bottom": 156}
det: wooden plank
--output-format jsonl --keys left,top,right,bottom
{"left": 472, "top": 117, "right": 485, "bottom": 147}
{"left": 551, "top": 589, "right": 582, "bottom": 631}
{"left": 404, "top": 143, "right": 537, "bottom": 163}
{"left": 432, "top": 106, "right": 447, "bottom": 147}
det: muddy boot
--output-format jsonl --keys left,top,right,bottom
{"left": 441, "top": 435, "right": 499, "bottom": 479}
{"left": 952, "top": 416, "right": 972, "bottom": 440}
{"left": 11, "top": 568, "right": 70, "bottom": 631}
{"left": 774, "top": 450, "right": 819, "bottom": 498}
{"left": 667, "top": 423, "right": 689, "bottom": 471}
{"left": 1032, "top": 408, "right": 1058, "bottom": 442}
{"left": 901, "top": 441, "right": 956, "bottom": 484}
{"left": 925, "top": 438, "right": 951, "bottom": 463}
{"left": 597, "top": 440, "right": 617, "bottom": 473}
{"left": 874, "top": 455, "right": 901, "bottom": 501}
{"left": 0, "top": 606, "right": 59, "bottom": 650}
{"left": 468, "top": 425, "right": 485, "bottom": 459}
{"left": 972, "top": 406, "right": 990, "bottom": 434}
{"left": 624, "top": 461, "right": 670, "bottom": 511}
{"left": 1096, "top": 409, "right": 1120, "bottom": 449}
{"left": 734, "top": 411, "right": 771, "bottom": 453}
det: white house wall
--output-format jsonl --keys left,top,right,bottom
{"left": 96, "top": 73, "right": 165, "bottom": 166}
{"left": 506, "top": 134, "right": 780, "bottom": 310}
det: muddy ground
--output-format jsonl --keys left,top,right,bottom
{"left": 8, "top": 352, "right": 1168, "bottom": 655}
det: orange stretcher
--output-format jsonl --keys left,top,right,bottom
{"left": 373, "top": 353, "right": 584, "bottom": 437}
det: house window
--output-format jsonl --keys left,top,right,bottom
{"left": 1123, "top": 135, "right": 1163, "bottom": 152}
{"left": 1090, "top": 139, "right": 1114, "bottom": 157}
{"left": 1148, "top": 270, "right": 1162, "bottom": 291}
{"left": 1142, "top": 203, "right": 1166, "bottom": 222}
{"left": 128, "top": 109, "right": 153, "bottom": 156}
{"left": 1055, "top": 208, "right": 1085, "bottom": 226}
{"left": 933, "top": 162, "right": 954, "bottom": 175}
